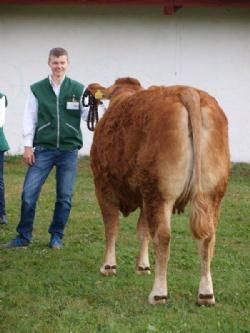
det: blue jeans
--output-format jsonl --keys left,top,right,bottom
{"left": 0, "top": 151, "right": 6, "bottom": 217}
{"left": 16, "top": 147, "right": 78, "bottom": 242}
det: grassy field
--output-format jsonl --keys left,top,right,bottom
{"left": 0, "top": 156, "right": 249, "bottom": 333}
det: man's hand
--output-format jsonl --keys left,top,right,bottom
{"left": 23, "top": 147, "right": 35, "bottom": 166}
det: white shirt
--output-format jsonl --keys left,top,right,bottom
{"left": 23, "top": 75, "right": 89, "bottom": 147}
{"left": 0, "top": 95, "right": 6, "bottom": 128}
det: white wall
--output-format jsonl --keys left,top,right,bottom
{"left": 0, "top": 5, "right": 249, "bottom": 162}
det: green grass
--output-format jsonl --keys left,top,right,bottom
{"left": 0, "top": 157, "right": 249, "bottom": 333}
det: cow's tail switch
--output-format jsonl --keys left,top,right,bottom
{"left": 180, "top": 88, "right": 213, "bottom": 240}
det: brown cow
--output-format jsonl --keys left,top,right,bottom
{"left": 88, "top": 77, "right": 230, "bottom": 305}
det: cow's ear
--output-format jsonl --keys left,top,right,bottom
{"left": 87, "top": 83, "right": 106, "bottom": 97}
{"left": 92, "top": 86, "right": 111, "bottom": 99}
{"left": 94, "top": 90, "right": 103, "bottom": 100}
{"left": 96, "top": 87, "right": 110, "bottom": 100}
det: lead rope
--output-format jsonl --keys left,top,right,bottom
{"left": 82, "top": 89, "right": 99, "bottom": 131}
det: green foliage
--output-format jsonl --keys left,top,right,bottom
{"left": 0, "top": 157, "right": 249, "bottom": 333}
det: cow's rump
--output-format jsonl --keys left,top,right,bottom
{"left": 91, "top": 86, "right": 229, "bottom": 216}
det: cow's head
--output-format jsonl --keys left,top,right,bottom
{"left": 87, "top": 83, "right": 107, "bottom": 100}
{"left": 87, "top": 77, "right": 143, "bottom": 101}
{"left": 107, "top": 77, "right": 143, "bottom": 98}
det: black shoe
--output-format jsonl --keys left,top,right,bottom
{"left": 0, "top": 215, "right": 8, "bottom": 225}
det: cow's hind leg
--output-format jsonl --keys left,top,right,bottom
{"left": 144, "top": 200, "right": 172, "bottom": 305}
{"left": 197, "top": 234, "right": 216, "bottom": 306}
{"left": 96, "top": 190, "right": 119, "bottom": 276}
{"left": 194, "top": 200, "right": 222, "bottom": 306}
{"left": 135, "top": 209, "right": 151, "bottom": 275}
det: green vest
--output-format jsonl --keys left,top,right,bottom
{"left": 31, "top": 77, "right": 84, "bottom": 150}
{"left": 0, "top": 92, "right": 9, "bottom": 152}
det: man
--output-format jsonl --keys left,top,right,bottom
{"left": 0, "top": 92, "right": 9, "bottom": 225}
{"left": 6, "top": 47, "right": 85, "bottom": 249}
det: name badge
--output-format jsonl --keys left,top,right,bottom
{"left": 67, "top": 101, "right": 79, "bottom": 110}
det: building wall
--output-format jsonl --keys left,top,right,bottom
{"left": 0, "top": 5, "right": 249, "bottom": 161}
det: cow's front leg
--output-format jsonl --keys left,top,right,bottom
{"left": 100, "top": 208, "right": 119, "bottom": 276}
{"left": 97, "top": 190, "right": 119, "bottom": 276}
{"left": 135, "top": 209, "right": 151, "bottom": 275}
{"left": 145, "top": 201, "right": 172, "bottom": 305}
{"left": 100, "top": 207, "right": 119, "bottom": 276}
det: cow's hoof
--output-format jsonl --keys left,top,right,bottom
{"left": 136, "top": 266, "right": 151, "bottom": 275}
{"left": 100, "top": 264, "right": 117, "bottom": 276}
{"left": 197, "top": 294, "right": 215, "bottom": 306}
{"left": 148, "top": 294, "right": 168, "bottom": 305}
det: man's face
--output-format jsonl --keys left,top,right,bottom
{"left": 48, "top": 55, "right": 69, "bottom": 79}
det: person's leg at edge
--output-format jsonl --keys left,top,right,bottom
{"left": 0, "top": 151, "right": 7, "bottom": 224}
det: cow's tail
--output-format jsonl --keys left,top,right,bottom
{"left": 180, "top": 88, "right": 213, "bottom": 239}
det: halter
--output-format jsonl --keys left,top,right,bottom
{"left": 81, "top": 89, "right": 99, "bottom": 131}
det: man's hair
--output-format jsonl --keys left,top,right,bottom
{"left": 48, "top": 47, "right": 69, "bottom": 60}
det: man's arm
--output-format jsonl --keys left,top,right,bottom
{"left": 0, "top": 95, "right": 6, "bottom": 127}
{"left": 23, "top": 89, "right": 38, "bottom": 166}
